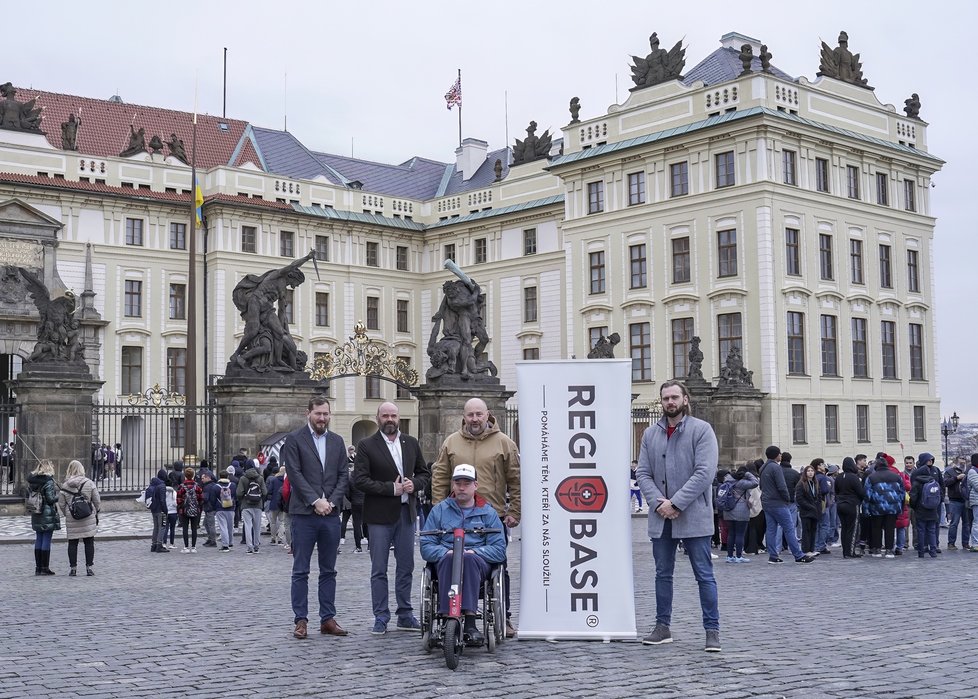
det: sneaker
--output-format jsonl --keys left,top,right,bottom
{"left": 871, "top": 552, "right": 883, "bottom": 558}
{"left": 736, "top": 556, "right": 750, "bottom": 563}
{"left": 968, "top": 546, "right": 978, "bottom": 552}
{"left": 767, "top": 558, "right": 784, "bottom": 564}
{"left": 830, "top": 542, "right": 842, "bottom": 548}
{"left": 795, "top": 555, "right": 816, "bottom": 563}
{"left": 947, "top": 543, "right": 958, "bottom": 550}
{"left": 710, "top": 553, "right": 719, "bottom": 559}
{"left": 396, "top": 617, "right": 422, "bottom": 632}
{"left": 884, "top": 553, "right": 895, "bottom": 559}
{"left": 247, "top": 549, "right": 255, "bottom": 555}
{"left": 354, "top": 547, "right": 363, "bottom": 553}
{"left": 371, "top": 619, "right": 387, "bottom": 635}
{"left": 340, "top": 538, "right": 346, "bottom": 544}
{"left": 704, "top": 629, "right": 721, "bottom": 652}
{"left": 220, "top": 546, "right": 230, "bottom": 552}
{"left": 190, "top": 547, "right": 197, "bottom": 553}
{"left": 817, "top": 549, "right": 832, "bottom": 555}
{"left": 642, "top": 623, "right": 672, "bottom": 645}
{"left": 726, "top": 556, "right": 737, "bottom": 563}
{"left": 182, "top": 547, "right": 190, "bottom": 553}
{"left": 893, "top": 549, "right": 903, "bottom": 556}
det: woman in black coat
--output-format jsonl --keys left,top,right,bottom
{"left": 26, "top": 459, "right": 60, "bottom": 575}
{"left": 795, "top": 463, "right": 822, "bottom": 555}
{"left": 834, "top": 457, "right": 865, "bottom": 558}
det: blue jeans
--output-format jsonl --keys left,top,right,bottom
{"left": 291, "top": 513, "right": 341, "bottom": 623}
{"left": 971, "top": 505, "right": 978, "bottom": 547}
{"left": 815, "top": 505, "right": 835, "bottom": 551}
{"left": 773, "top": 503, "right": 799, "bottom": 555}
{"left": 651, "top": 520, "right": 719, "bottom": 630}
{"left": 946, "top": 501, "right": 967, "bottom": 547}
{"left": 726, "top": 520, "right": 747, "bottom": 558}
{"left": 368, "top": 504, "right": 415, "bottom": 625}
{"left": 34, "top": 530, "right": 53, "bottom": 551}
{"left": 764, "top": 504, "right": 805, "bottom": 560}
{"left": 895, "top": 526, "right": 907, "bottom": 552}
{"left": 916, "top": 518, "right": 938, "bottom": 555}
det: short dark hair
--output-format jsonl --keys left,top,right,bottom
{"left": 658, "top": 379, "right": 691, "bottom": 416}
{"left": 780, "top": 451, "right": 792, "bottom": 464}
{"left": 308, "top": 394, "right": 331, "bottom": 411}
{"left": 765, "top": 445, "right": 781, "bottom": 460}
{"left": 855, "top": 454, "right": 867, "bottom": 462}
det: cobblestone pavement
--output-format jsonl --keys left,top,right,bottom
{"left": 1, "top": 519, "right": 974, "bottom": 699}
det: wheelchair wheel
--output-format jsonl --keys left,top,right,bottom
{"left": 492, "top": 570, "right": 505, "bottom": 644}
{"left": 443, "top": 618, "right": 462, "bottom": 671}
{"left": 420, "top": 568, "right": 434, "bottom": 652}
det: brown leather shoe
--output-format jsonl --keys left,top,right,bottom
{"left": 320, "top": 618, "right": 348, "bottom": 636}
{"left": 293, "top": 619, "right": 308, "bottom": 639}
{"left": 505, "top": 619, "right": 517, "bottom": 639}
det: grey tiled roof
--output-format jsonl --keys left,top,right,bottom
{"left": 682, "top": 47, "right": 794, "bottom": 87}
{"left": 313, "top": 152, "right": 450, "bottom": 199}
{"left": 291, "top": 203, "right": 425, "bottom": 231}
{"left": 251, "top": 128, "right": 344, "bottom": 184}
{"left": 442, "top": 147, "right": 511, "bottom": 196}
{"left": 426, "top": 194, "right": 564, "bottom": 229}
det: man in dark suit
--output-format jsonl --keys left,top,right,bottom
{"left": 281, "top": 395, "right": 349, "bottom": 639}
{"left": 354, "top": 401, "right": 430, "bottom": 634}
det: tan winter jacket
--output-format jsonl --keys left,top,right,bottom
{"left": 58, "top": 475, "right": 101, "bottom": 540}
{"left": 431, "top": 416, "right": 521, "bottom": 524}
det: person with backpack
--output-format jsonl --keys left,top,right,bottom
{"left": 944, "top": 457, "right": 971, "bottom": 550}
{"left": 910, "top": 452, "right": 943, "bottom": 558}
{"left": 834, "top": 457, "right": 865, "bottom": 559}
{"left": 719, "top": 464, "right": 758, "bottom": 563}
{"left": 199, "top": 468, "right": 220, "bottom": 547}
{"left": 863, "top": 454, "right": 906, "bottom": 557}
{"left": 266, "top": 465, "right": 287, "bottom": 545}
{"left": 91, "top": 443, "right": 105, "bottom": 482}
{"left": 104, "top": 446, "right": 116, "bottom": 480}
{"left": 209, "top": 470, "right": 237, "bottom": 551}
{"left": 177, "top": 467, "right": 204, "bottom": 553}
{"left": 26, "top": 460, "right": 60, "bottom": 575}
{"left": 236, "top": 460, "right": 267, "bottom": 554}
{"left": 145, "top": 469, "right": 169, "bottom": 553}
{"left": 57, "top": 459, "right": 100, "bottom": 576}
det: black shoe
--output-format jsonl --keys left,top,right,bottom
{"left": 850, "top": 553, "right": 863, "bottom": 558}
{"left": 463, "top": 626, "right": 485, "bottom": 646}
{"left": 795, "top": 555, "right": 816, "bottom": 563}
{"left": 69, "top": 568, "right": 77, "bottom": 576}
{"left": 817, "top": 549, "right": 831, "bottom": 555}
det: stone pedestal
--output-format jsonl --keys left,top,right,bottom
{"left": 704, "top": 388, "right": 765, "bottom": 469}
{"left": 414, "top": 383, "right": 515, "bottom": 460}
{"left": 210, "top": 376, "right": 324, "bottom": 467}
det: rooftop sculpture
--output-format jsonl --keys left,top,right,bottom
{"left": 818, "top": 31, "right": 871, "bottom": 89}
{"left": 630, "top": 33, "right": 685, "bottom": 90}
{"left": 0, "top": 83, "right": 43, "bottom": 132}
{"left": 512, "top": 121, "right": 552, "bottom": 165}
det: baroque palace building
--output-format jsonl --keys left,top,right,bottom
{"left": 0, "top": 32, "right": 943, "bottom": 465}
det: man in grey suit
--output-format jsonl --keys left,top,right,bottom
{"left": 281, "top": 395, "right": 349, "bottom": 639}
{"left": 354, "top": 401, "right": 430, "bottom": 634}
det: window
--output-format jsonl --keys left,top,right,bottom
{"left": 523, "top": 287, "right": 537, "bottom": 323}
{"left": 717, "top": 229, "right": 737, "bottom": 277}
{"left": 240, "top": 225, "right": 257, "bottom": 253}
{"left": 315, "top": 292, "right": 330, "bottom": 327}
{"left": 629, "top": 322, "right": 651, "bottom": 381}
{"left": 671, "top": 318, "right": 693, "bottom": 379}
{"left": 904, "top": 179, "right": 916, "bottom": 212}
{"left": 444, "top": 243, "right": 456, "bottom": 263}
{"left": 885, "top": 405, "right": 899, "bottom": 442}
{"left": 850, "top": 239, "right": 864, "bottom": 284}
{"left": 879, "top": 244, "right": 892, "bottom": 289}
{"left": 851, "top": 317, "right": 868, "bottom": 377}
{"left": 818, "top": 234, "right": 834, "bottom": 281}
{"left": 670, "top": 161, "right": 689, "bottom": 197}
{"left": 366, "top": 376, "right": 382, "bottom": 399}
{"left": 396, "top": 245, "right": 409, "bottom": 271}
{"left": 628, "top": 171, "right": 646, "bottom": 205}
{"left": 523, "top": 228, "right": 537, "bottom": 255}
{"left": 314, "top": 235, "right": 329, "bottom": 261}
{"left": 398, "top": 418, "right": 410, "bottom": 434}
{"left": 856, "top": 405, "right": 870, "bottom": 442}
{"left": 170, "top": 418, "right": 186, "bottom": 445}
{"left": 166, "top": 347, "right": 186, "bottom": 395}
{"left": 629, "top": 244, "right": 647, "bottom": 289}
{"left": 396, "top": 380, "right": 411, "bottom": 400}
{"left": 366, "top": 241, "right": 379, "bottom": 267}
{"left": 907, "top": 250, "right": 920, "bottom": 293}
{"left": 881, "top": 320, "right": 897, "bottom": 379}
{"left": 909, "top": 323, "right": 924, "bottom": 380}
{"left": 366, "top": 296, "right": 379, "bottom": 330}
{"left": 121, "top": 346, "right": 142, "bottom": 395}
{"left": 783, "top": 150, "right": 797, "bottom": 185}
{"left": 717, "top": 313, "right": 742, "bottom": 371}
{"left": 820, "top": 315, "right": 838, "bottom": 376}
{"left": 589, "top": 251, "right": 605, "bottom": 294}
{"left": 168, "top": 283, "right": 186, "bottom": 320}
{"left": 522, "top": 348, "right": 540, "bottom": 360}
{"left": 396, "top": 299, "right": 409, "bottom": 333}
{"left": 785, "top": 228, "right": 801, "bottom": 276}
{"left": 787, "top": 311, "right": 806, "bottom": 374}
{"left": 876, "top": 172, "right": 889, "bottom": 206}
{"left": 474, "top": 238, "right": 487, "bottom": 264}
{"left": 715, "top": 151, "right": 735, "bottom": 188}
{"left": 913, "top": 406, "right": 926, "bottom": 442}
{"left": 125, "top": 218, "right": 143, "bottom": 246}
{"left": 791, "top": 404, "right": 807, "bottom": 444}
{"left": 825, "top": 405, "right": 839, "bottom": 443}
{"left": 283, "top": 289, "right": 294, "bottom": 325}
{"left": 124, "top": 280, "right": 142, "bottom": 317}
{"left": 846, "top": 165, "right": 860, "bottom": 199}
{"left": 169, "top": 222, "right": 186, "bottom": 250}
{"left": 815, "top": 158, "right": 829, "bottom": 193}
{"left": 589, "top": 326, "right": 608, "bottom": 354}
{"left": 672, "top": 237, "right": 690, "bottom": 283}
{"left": 280, "top": 230, "right": 294, "bottom": 257}
{"left": 587, "top": 181, "right": 604, "bottom": 214}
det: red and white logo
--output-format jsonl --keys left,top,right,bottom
{"left": 555, "top": 476, "right": 608, "bottom": 513}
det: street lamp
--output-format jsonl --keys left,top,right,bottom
{"left": 941, "top": 411, "right": 959, "bottom": 467}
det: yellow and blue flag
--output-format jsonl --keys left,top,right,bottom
{"left": 194, "top": 177, "right": 203, "bottom": 227}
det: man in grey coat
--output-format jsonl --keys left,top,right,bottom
{"left": 636, "top": 380, "right": 721, "bottom": 653}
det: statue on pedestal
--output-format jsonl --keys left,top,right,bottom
{"left": 167, "top": 133, "right": 189, "bottom": 163}
{"left": 686, "top": 336, "right": 704, "bottom": 381}
{"left": 120, "top": 124, "right": 146, "bottom": 157}
{"left": 629, "top": 33, "right": 685, "bottom": 90}
{"left": 148, "top": 134, "right": 165, "bottom": 154}
{"left": 61, "top": 113, "right": 81, "bottom": 150}
{"left": 17, "top": 267, "right": 83, "bottom": 363}
{"left": 426, "top": 261, "right": 496, "bottom": 382}
{"left": 818, "top": 31, "right": 871, "bottom": 89}
{"left": 717, "top": 346, "right": 754, "bottom": 388}
{"left": 569, "top": 96, "right": 581, "bottom": 123}
{"left": 0, "top": 83, "right": 43, "bottom": 132}
{"left": 904, "top": 93, "right": 921, "bottom": 119}
{"left": 759, "top": 45, "right": 773, "bottom": 73}
{"left": 512, "top": 121, "right": 552, "bottom": 166}
{"left": 587, "top": 332, "right": 620, "bottom": 359}
{"left": 738, "top": 44, "right": 754, "bottom": 75}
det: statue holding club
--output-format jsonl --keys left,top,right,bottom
{"left": 426, "top": 260, "right": 497, "bottom": 382}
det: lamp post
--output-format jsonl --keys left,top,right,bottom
{"left": 941, "top": 411, "right": 959, "bottom": 468}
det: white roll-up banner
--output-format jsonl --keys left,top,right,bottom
{"left": 516, "top": 359, "right": 636, "bottom": 640}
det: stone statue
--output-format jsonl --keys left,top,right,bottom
{"left": 17, "top": 267, "right": 83, "bottom": 363}
{"left": 904, "top": 93, "right": 921, "bottom": 119}
{"left": 512, "top": 121, "right": 553, "bottom": 166}
{"left": 60, "top": 113, "right": 81, "bottom": 150}
{"left": 738, "top": 44, "right": 754, "bottom": 75}
{"left": 227, "top": 250, "right": 318, "bottom": 375}
{"left": 759, "top": 45, "right": 772, "bottom": 73}
{"left": 0, "top": 83, "right": 43, "bottom": 132}
{"left": 494, "top": 158, "right": 503, "bottom": 181}
{"left": 587, "top": 332, "right": 620, "bottom": 359}
{"left": 717, "top": 346, "right": 754, "bottom": 388}
{"left": 818, "top": 31, "right": 871, "bottom": 88}
{"left": 120, "top": 124, "right": 146, "bottom": 157}
{"left": 630, "top": 33, "right": 685, "bottom": 90}
{"left": 426, "top": 263, "right": 496, "bottom": 382}
{"left": 167, "top": 133, "right": 189, "bottom": 163}
{"left": 148, "top": 134, "right": 165, "bottom": 154}
{"left": 686, "top": 336, "right": 704, "bottom": 381}
{"left": 569, "top": 96, "right": 581, "bottom": 123}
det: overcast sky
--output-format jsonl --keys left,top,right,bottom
{"left": 8, "top": 0, "right": 977, "bottom": 421}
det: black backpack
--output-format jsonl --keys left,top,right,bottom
{"left": 245, "top": 479, "right": 262, "bottom": 505}
{"left": 63, "top": 483, "right": 93, "bottom": 520}
{"left": 182, "top": 485, "right": 201, "bottom": 518}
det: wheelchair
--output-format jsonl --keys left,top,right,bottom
{"left": 419, "top": 560, "right": 505, "bottom": 669}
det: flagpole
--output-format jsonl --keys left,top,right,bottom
{"left": 185, "top": 77, "right": 200, "bottom": 463}
{"left": 457, "top": 68, "right": 462, "bottom": 147}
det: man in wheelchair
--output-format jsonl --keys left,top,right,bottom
{"left": 420, "top": 464, "right": 507, "bottom": 645}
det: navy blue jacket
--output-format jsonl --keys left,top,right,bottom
{"left": 864, "top": 462, "right": 905, "bottom": 516}
{"left": 266, "top": 474, "right": 285, "bottom": 512}
{"left": 147, "top": 476, "right": 167, "bottom": 514}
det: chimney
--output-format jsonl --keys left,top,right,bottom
{"left": 455, "top": 137, "right": 488, "bottom": 181}
{"left": 719, "top": 31, "right": 762, "bottom": 54}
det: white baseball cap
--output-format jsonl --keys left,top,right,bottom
{"left": 452, "top": 464, "right": 477, "bottom": 481}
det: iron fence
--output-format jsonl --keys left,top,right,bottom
{"left": 0, "top": 402, "right": 19, "bottom": 496}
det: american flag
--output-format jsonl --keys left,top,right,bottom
{"left": 444, "top": 77, "right": 461, "bottom": 110}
